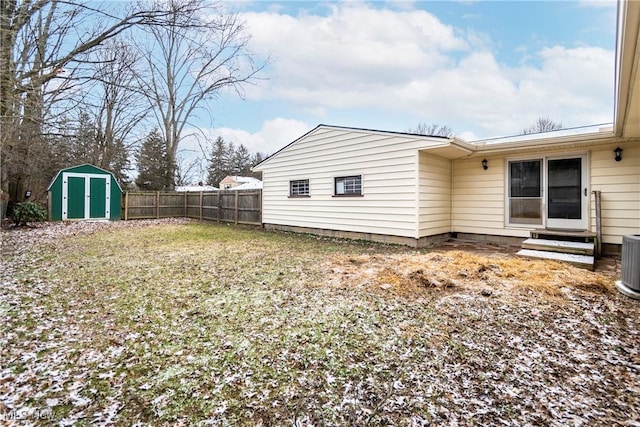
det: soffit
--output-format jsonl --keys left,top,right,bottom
{"left": 617, "top": 0, "right": 640, "bottom": 137}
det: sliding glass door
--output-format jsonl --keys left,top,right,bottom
{"left": 507, "top": 155, "right": 588, "bottom": 230}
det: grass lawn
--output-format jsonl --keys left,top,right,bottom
{"left": 1, "top": 219, "right": 639, "bottom": 426}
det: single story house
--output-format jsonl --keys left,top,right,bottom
{"left": 219, "top": 176, "right": 262, "bottom": 190}
{"left": 228, "top": 180, "right": 263, "bottom": 191}
{"left": 253, "top": 0, "right": 639, "bottom": 257}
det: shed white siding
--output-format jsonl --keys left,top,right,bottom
{"left": 590, "top": 141, "right": 640, "bottom": 244}
{"left": 257, "top": 126, "right": 447, "bottom": 239}
{"left": 418, "top": 152, "right": 451, "bottom": 236}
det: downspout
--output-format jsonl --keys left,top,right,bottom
{"left": 415, "top": 150, "right": 421, "bottom": 246}
{"left": 593, "top": 190, "right": 602, "bottom": 258}
{"left": 450, "top": 157, "right": 454, "bottom": 238}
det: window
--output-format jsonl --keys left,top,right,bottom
{"left": 289, "top": 179, "right": 309, "bottom": 197}
{"left": 508, "top": 160, "right": 542, "bottom": 225}
{"left": 334, "top": 175, "right": 362, "bottom": 196}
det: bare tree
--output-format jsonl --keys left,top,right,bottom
{"left": 175, "top": 156, "right": 203, "bottom": 186}
{"left": 80, "top": 40, "right": 147, "bottom": 185}
{"left": 0, "top": 0, "right": 197, "bottom": 201}
{"left": 136, "top": 0, "right": 266, "bottom": 188}
{"left": 408, "top": 122, "right": 454, "bottom": 137}
{"left": 522, "top": 118, "right": 563, "bottom": 135}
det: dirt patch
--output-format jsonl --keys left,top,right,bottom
{"left": 326, "top": 250, "right": 615, "bottom": 302}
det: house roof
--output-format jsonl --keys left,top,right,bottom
{"left": 47, "top": 163, "right": 123, "bottom": 192}
{"left": 175, "top": 185, "right": 218, "bottom": 192}
{"left": 614, "top": 0, "right": 640, "bottom": 137}
{"left": 252, "top": 124, "right": 449, "bottom": 170}
{"left": 221, "top": 176, "right": 262, "bottom": 184}
{"left": 228, "top": 180, "right": 263, "bottom": 190}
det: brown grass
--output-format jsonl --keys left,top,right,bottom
{"left": 328, "top": 250, "right": 615, "bottom": 302}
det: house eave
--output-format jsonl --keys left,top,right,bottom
{"left": 419, "top": 138, "right": 476, "bottom": 159}
{"left": 421, "top": 131, "right": 625, "bottom": 159}
{"left": 470, "top": 132, "right": 624, "bottom": 156}
{"left": 614, "top": 0, "right": 640, "bottom": 137}
{"left": 253, "top": 124, "right": 451, "bottom": 170}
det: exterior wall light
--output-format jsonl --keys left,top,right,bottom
{"left": 614, "top": 146, "right": 623, "bottom": 162}
{"left": 482, "top": 159, "right": 488, "bottom": 170}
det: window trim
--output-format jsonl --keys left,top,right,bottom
{"left": 288, "top": 179, "right": 310, "bottom": 198}
{"left": 333, "top": 175, "right": 363, "bottom": 197}
{"left": 505, "top": 157, "right": 543, "bottom": 228}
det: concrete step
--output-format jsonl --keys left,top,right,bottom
{"left": 530, "top": 229, "right": 596, "bottom": 243}
{"left": 516, "top": 249, "right": 595, "bottom": 271}
{"left": 521, "top": 238, "right": 595, "bottom": 256}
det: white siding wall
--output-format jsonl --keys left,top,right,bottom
{"left": 591, "top": 141, "right": 640, "bottom": 244}
{"left": 260, "top": 126, "right": 639, "bottom": 246}
{"left": 259, "top": 128, "right": 446, "bottom": 238}
{"left": 451, "top": 156, "right": 519, "bottom": 236}
{"left": 419, "top": 152, "right": 451, "bottom": 236}
{"left": 452, "top": 142, "right": 640, "bottom": 243}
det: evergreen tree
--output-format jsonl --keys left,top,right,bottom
{"left": 109, "top": 139, "right": 133, "bottom": 188}
{"left": 206, "top": 136, "right": 229, "bottom": 186}
{"left": 68, "top": 112, "right": 99, "bottom": 165}
{"left": 206, "top": 137, "right": 268, "bottom": 186}
{"left": 224, "top": 141, "right": 237, "bottom": 175}
{"left": 232, "top": 144, "right": 252, "bottom": 176}
{"left": 249, "top": 152, "right": 266, "bottom": 180}
{"left": 136, "top": 129, "right": 172, "bottom": 190}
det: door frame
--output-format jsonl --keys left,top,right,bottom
{"left": 62, "top": 172, "right": 111, "bottom": 220}
{"left": 505, "top": 152, "right": 589, "bottom": 230}
{"left": 545, "top": 153, "right": 589, "bottom": 230}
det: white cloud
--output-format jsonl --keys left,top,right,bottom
{"left": 238, "top": 3, "right": 614, "bottom": 139}
{"left": 243, "top": 3, "right": 468, "bottom": 104}
{"left": 206, "top": 117, "right": 311, "bottom": 155}
{"left": 181, "top": 117, "right": 310, "bottom": 162}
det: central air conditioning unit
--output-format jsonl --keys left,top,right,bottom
{"left": 616, "top": 234, "right": 640, "bottom": 299}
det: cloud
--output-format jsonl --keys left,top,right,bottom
{"left": 181, "top": 117, "right": 311, "bottom": 160}
{"left": 243, "top": 3, "right": 468, "bottom": 104}
{"left": 239, "top": 3, "right": 614, "bottom": 138}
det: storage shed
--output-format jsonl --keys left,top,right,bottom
{"left": 47, "top": 164, "right": 122, "bottom": 221}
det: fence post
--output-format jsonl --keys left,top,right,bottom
{"left": 234, "top": 191, "right": 239, "bottom": 224}
{"left": 156, "top": 191, "right": 160, "bottom": 219}
{"left": 199, "top": 192, "right": 203, "bottom": 220}
{"left": 184, "top": 191, "right": 187, "bottom": 217}
{"left": 217, "top": 192, "right": 222, "bottom": 223}
{"left": 124, "top": 192, "right": 129, "bottom": 221}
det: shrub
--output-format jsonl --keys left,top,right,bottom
{"left": 13, "top": 201, "right": 47, "bottom": 226}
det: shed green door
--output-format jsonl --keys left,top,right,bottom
{"left": 67, "top": 176, "right": 86, "bottom": 219}
{"left": 63, "top": 173, "right": 110, "bottom": 220}
{"left": 89, "top": 177, "right": 107, "bottom": 218}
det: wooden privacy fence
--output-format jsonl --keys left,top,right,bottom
{"left": 123, "top": 190, "right": 262, "bottom": 225}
